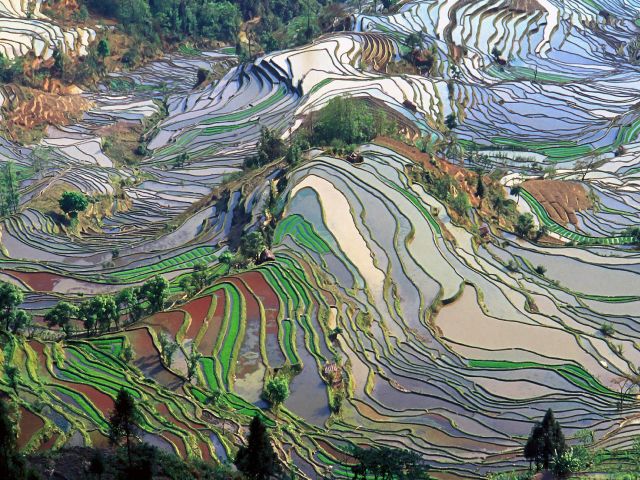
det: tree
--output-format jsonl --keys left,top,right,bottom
{"left": 0, "top": 161, "right": 20, "bottom": 216}
{"left": 310, "top": 97, "right": 395, "bottom": 148}
{"left": 351, "top": 445, "right": 431, "bottom": 479}
{"left": 158, "top": 331, "right": 178, "bottom": 367}
{"left": 0, "top": 398, "right": 26, "bottom": 479}
{"left": 451, "top": 192, "right": 470, "bottom": 217}
{"left": 246, "top": 127, "right": 286, "bottom": 169}
{"left": 476, "top": 175, "right": 485, "bottom": 198}
{"left": 109, "top": 388, "right": 142, "bottom": 469}
{"left": 239, "top": 231, "right": 266, "bottom": 262}
{"left": 186, "top": 344, "right": 201, "bottom": 382}
{"left": 97, "top": 39, "right": 110, "bottom": 58}
{"left": 445, "top": 113, "right": 457, "bottom": 130}
{"left": 235, "top": 415, "right": 281, "bottom": 480}
{"left": 59, "top": 190, "right": 89, "bottom": 218}
{"left": 44, "top": 301, "right": 78, "bottom": 334}
{"left": 89, "top": 450, "right": 105, "bottom": 480}
{"left": 219, "top": 251, "right": 235, "bottom": 273}
{"left": 180, "top": 262, "right": 212, "bottom": 297}
{"left": 575, "top": 154, "right": 599, "bottom": 181}
{"left": 264, "top": 376, "right": 289, "bottom": 420}
{"left": 122, "top": 343, "right": 134, "bottom": 363}
{"left": 79, "top": 295, "right": 118, "bottom": 334}
{"left": 116, "top": 287, "right": 142, "bottom": 326}
{"left": 405, "top": 32, "right": 422, "bottom": 49}
{"left": 140, "top": 276, "right": 168, "bottom": 313}
{"left": 0, "top": 281, "right": 25, "bottom": 333}
{"left": 524, "top": 409, "right": 566, "bottom": 471}
{"left": 624, "top": 226, "right": 640, "bottom": 246}
{"left": 515, "top": 213, "right": 535, "bottom": 238}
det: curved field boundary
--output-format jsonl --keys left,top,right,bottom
{"left": 468, "top": 359, "right": 617, "bottom": 398}
{"left": 274, "top": 214, "right": 331, "bottom": 254}
{"left": 521, "top": 189, "right": 634, "bottom": 245}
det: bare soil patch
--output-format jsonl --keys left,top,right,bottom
{"left": 523, "top": 179, "right": 591, "bottom": 226}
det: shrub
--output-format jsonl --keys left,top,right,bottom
{"left": 600, "top": 322, "right": 615, "bottom": 337}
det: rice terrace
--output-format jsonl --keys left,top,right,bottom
{"left": 1, "top": 0, "right": 640, "bottom": 479}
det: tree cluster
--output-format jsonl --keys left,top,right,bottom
{"left": 306, "top": 96, "right": 397, "bottom": 152}
{"left": 350, "top": 445, "right": 432, "bottom": 479}
{"left": 0, "top": 282, "right": 31, "bottom": 334}
{"left": 0, "top": 162, "right": 20, "bottom": 218}
{"left": 43, "top": 276, "right": 168, "bottom": 337}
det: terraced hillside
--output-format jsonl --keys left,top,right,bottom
{"left": 2, "top": 0, "right": 640, "bottom": 478}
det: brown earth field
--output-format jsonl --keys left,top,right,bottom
{"left": 523, "top": 179, "right": 591, "bottom": 226}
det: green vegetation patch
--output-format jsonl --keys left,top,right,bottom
{"left": 469, "top": 359, "right": 616, "bottom": 397}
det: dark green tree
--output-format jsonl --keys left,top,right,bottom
{"left": 59, "top": 191, "right": 89, "bottom": 218}
{"left": 115, "top": 287, "right": 142, "bottom": 326}
{"left": 0, "top": 399, "right": 26, "bottom": 479}
{"left": 0, "top": 281, "right": 25, "bottom": 333}
{"left": 476, "top": 175, "right": 485, "bottom": 198}
{"left": 109, "top": 388, "right": 142, "bottom": 469}
{"left": 235, "top": 415, "right": 281, "bottom": 480}
{"left": 524, "top": 408, "right": 566, "bottom": 471}
{"left": 79, "top": 295, "right": 118, "bottom": 334}
{"left": 140, "top": 276, "right": 169, "bottom": 313}
{"left": 0, "top": 161, "right": 20, "bottom": 216}
{"left": 445, "top": 113, "right": 457, "bottom": 130}
{"left": 44, "top": 301, "right": 78, "bottom": 335}
{"left": 240, "top": 231, "right": 266, "bottom": 262}
{"left": 97, "top": 39, "right": 110, "bottom": 58}
{"left": 515, "top": 213, "right": 535, "bottom": 238}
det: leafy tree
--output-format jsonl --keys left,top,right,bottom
{"left": 246, "top": 127, "right": 286, "bottom": 169}
{"left": 0, "top": 281, "right": 27, "bottom": 333}
{"left": 451, "top": 192, "right": 470, "bottom": 217}
{"left": 0, "top": 398, "right": 26, "bottom": 479}
{"left": 79, "top": 295, "right": 118, "bottom": 334}
{"left": 0, "top": 161, "right": 20, "bottom": 216}
{"left": 285, "top": 141, "right": 302, "bottom": 165}
{"left": 405, "top": 32, "right": 422, "bottom": 49}
{"left": 624, "top": 226, "right": 640, "bottom": 246}
{"left": 158, "top": 331, "right": 178, "bottom": 367}
{"left": 179, "top": 261, "right": 213, "bottom": 297}
{"left": 240, "top": 231, "right": 266, "bottom": 262}
{"left": 264, "top": 376, "right": 289, "bottom": 419}
{"left": 524, "top": 408, "right": 566, "bottom": 471}
{"left": 491, "top": 194, "right": 516, "bottom": 223}
{"left": 116, "top": 287, "right": 142, "bottom": 326}
{"left": 445, "top": 113, "right": 457, "bottom": 130}
{"left": 97, "top": 39, "right": 110, "bottom": 58}
{"left": 59, "top": 190, "right": 89, "bottom": 218}
{"left": 219, "top": 251, "right": 235, "bottom": 272}
{"left": 140, "top": 276, "right": 169, "bottom": 313}
{"left": 186, "top": 344, "right": 201, "bottom": 382}
{"left": 235, "top": 415, "right": 281, "bottom": 480}
{"left": 44, "top": 301, "right": 78, "bottom": 334}
{"left": 515, "top": 213, "right": 535, "bottom": 238}
{"left": 109, "top": 388, "right": 142, "bottom": 469}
